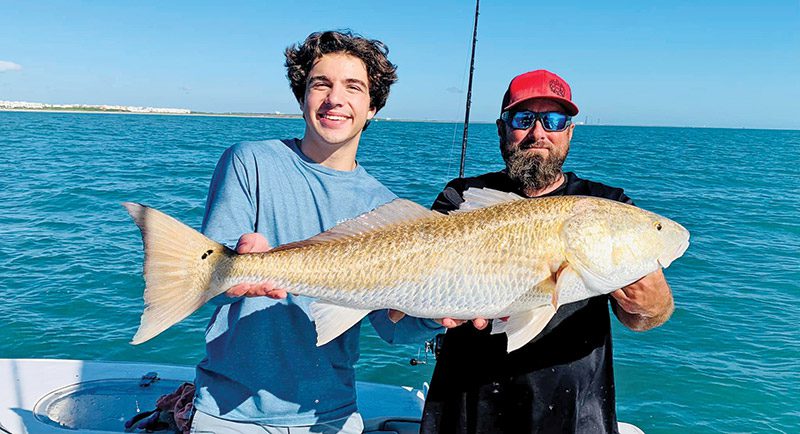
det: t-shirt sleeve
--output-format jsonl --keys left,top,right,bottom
{"left": 201, "top": 145, "right": 257, "bottom": 248}
{"left": 431, "top": 180, "right": 466, "bottom": 213}
{"left": 367, "top": 310, "right": 443, "bottom": 344}
{"left": 609, "top": 188, "right": 633, "bottom": 205}
{"left": 201, "top": 145, "right": 258, "bottom": 306}
{"left": 581, "top": 176, "right": 634, "bottom": 205}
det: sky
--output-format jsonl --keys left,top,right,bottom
{"left": 1, "top": 0, "right": 798, "bottom": 129}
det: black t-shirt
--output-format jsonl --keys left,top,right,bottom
{"left": 420, "top": 171, "right": 632, "bottom": 434}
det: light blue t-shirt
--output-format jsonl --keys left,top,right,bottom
{"left": 193, "top": 139, "right": 442, "bottom": 426}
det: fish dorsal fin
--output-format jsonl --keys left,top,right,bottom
{"left": 453, "top": 187, "right": 525, "bottom": 213}
{"left": 270, "top": 198, "right": 440, "bottom": 252}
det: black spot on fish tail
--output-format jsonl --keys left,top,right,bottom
{"left": 201, "top": 249, "right": 214, "bottom": 260}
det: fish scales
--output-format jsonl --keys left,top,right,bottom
{"left": 215, "top": 197, "right": 573, "bottom": 319}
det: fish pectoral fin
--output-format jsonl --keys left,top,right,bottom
{"left": 554, "top": 264, "right": 594, "bottom": 306}
{"left": 309, "top": 302, "right": 371, "bottom": 346}
{"left": 271, "top": 199, "right": 440, "bottom": 252}
{"left": 497, "top": 305, "right": 557, "bottom": 353}
{"left": 452, "top": 187, "right": 525, "bottom": 213}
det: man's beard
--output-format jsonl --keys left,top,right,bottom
{"left": 501, "top": 139, "right": 568, "bottom": 192}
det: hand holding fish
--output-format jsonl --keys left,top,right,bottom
{"left": 439, "top": 317, "right": 489, "bottom": 330}
{"left": 610, "top": 268, "right": 674, "bottom": 331}
{"left": 225, "top": 233, "right": 288, "bottom": 299}
{"left": 387, "top": 310, "right": 489, "bottom": 330}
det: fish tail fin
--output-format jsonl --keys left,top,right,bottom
{"left": 123, "top": 202, "right": 229, "bottom": 345}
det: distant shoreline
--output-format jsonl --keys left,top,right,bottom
{"left": 1, "top": 108, "right": 796, "bottom": 130}
{"left": 0, "top": 108, "right": 304, "bottom": 119}
{"left": 0, "top": 108, "right": 469, "bottom": 123}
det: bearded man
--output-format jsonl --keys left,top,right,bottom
{"left": 420, "top": 70, "right": 675, "bottom": 434}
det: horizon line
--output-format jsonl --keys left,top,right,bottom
{"left": 0, "top": 105, "right": 797, "bottom": 132}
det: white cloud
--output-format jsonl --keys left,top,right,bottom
{"left": 0, "top": 61, "right": 22, "bottom": 72}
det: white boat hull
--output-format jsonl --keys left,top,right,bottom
{"left": 0, "top": 359, "right": 424, "bottom": 434}
{"left": 0, "top": 358, "right": 644, "bottom": 433}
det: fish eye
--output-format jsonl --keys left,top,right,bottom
{"left": 654, "top": 222, "right": 663, "bottom": 231}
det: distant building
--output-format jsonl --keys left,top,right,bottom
{"left": 0, "top": 100, "right": 191, "bottom": 114}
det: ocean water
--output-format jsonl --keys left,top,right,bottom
{"left": 0, "top": 111, "right": 798, "bottom": 433}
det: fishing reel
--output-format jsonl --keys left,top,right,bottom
{"left": 409, "top": 333, "right": 445, "bottom": 366}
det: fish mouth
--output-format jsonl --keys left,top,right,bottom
{"left": 658, "top": 238, "right": 690, "bottom": 268}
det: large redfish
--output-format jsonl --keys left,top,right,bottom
{"left": 124, "top": 188, "right": 689, "bottom": 352}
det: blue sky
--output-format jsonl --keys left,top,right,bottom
{"left": 1, "top": 0, "right": 798, "bottom": 129}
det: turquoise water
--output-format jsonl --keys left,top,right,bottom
{"left": 1, "top": 111, "right": 798, "bottom": 433}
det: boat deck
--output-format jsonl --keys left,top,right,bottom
{"left": 0, "top": 359, "right": 424, "bottom": 434}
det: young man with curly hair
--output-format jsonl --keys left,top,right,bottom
{"left": 190, "top": 30, "right": 443, "bottom": 434}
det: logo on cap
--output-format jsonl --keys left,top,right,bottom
{"left": 548, "top": 80, "right": 566, "bottom": 98}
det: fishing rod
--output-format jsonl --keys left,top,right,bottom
{"left": 459, "top": 0, "right": 480, "bottom": 179}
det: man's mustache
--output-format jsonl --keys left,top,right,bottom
{"left": 513, "top": 140, "right": 549, "bottom": 151}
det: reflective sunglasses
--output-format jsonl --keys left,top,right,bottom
{"left": 501, "top": 110, "right": 572, "bottom": 132}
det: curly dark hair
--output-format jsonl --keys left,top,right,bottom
{"left": 285, "top": 30, "right": 398, "bottom": 115}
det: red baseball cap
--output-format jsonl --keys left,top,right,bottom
{"left": 501, "top": 70, "right": 579, "bottom": 116}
